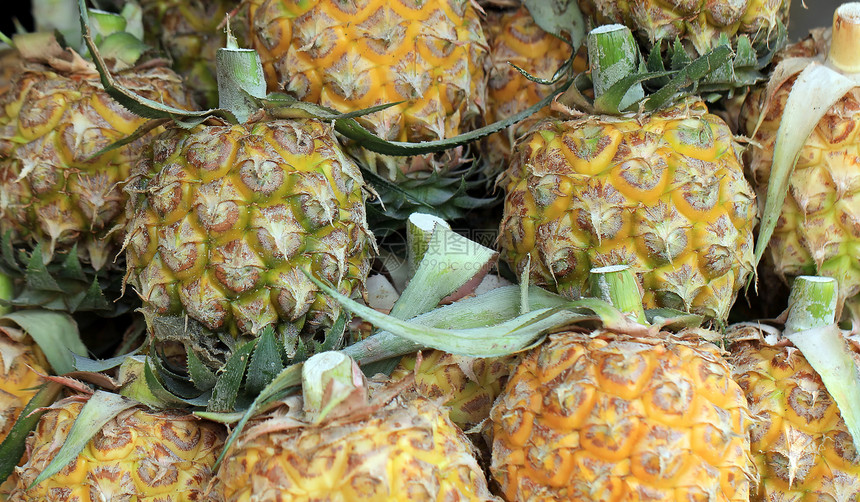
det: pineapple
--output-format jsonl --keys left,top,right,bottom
{"left": 0, "top": 329, "right": 48, "bottom": 443}
{"left": 731, "top": 334, "right": 860, "bottom": 499}
{"left": 390, "top": 350, "right": 516, "bottom": 428}
{"left": 139, "top": 0, "right": 243, "bottom": 108}
{"left": 578, "top": 0, "right": 789, "bottom": 57}
{"left": 740, "top": 7, "right": 860, "bottom": 320}
{"left": 728, "top": 276, "right": 860, "bottom": 500}
{"left": 206, "top": 352, "right": 500, "bottom": 501}
{"left": 245, "top": 0, "right": 493, "bottom": 227}
{"left": 246, "top": 0, "right": 487, "bottom": 148}
{"left": 0, "top": 28, "right": 193, "bottom": 271}
{"left": 7, "top": 397, "right": 225, "bottom": 501}
{"left": 490, "top": 266, "right": 756, "bottom": 500}
{"left": 481, "top": 4, "right": 571, "bottom": 174}
{"left": 498, "top": 26, "right": 756, "bottom": 321}
{"left": 115, "top": 35, "right": 374, "bottom": 360}
{"left": 124, "top": 118, "right": 374, "bottom": 341}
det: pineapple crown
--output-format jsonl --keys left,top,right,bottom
{"left": 557, "top": 24, "right": 771, "bottom": 116}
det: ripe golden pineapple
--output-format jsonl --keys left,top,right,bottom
{"left": 246, "top": 0, "right": 487, "bottom": 174}
{"left": 730, "top": 329, "right": 860, "bottom": 500}
{"left": 391, "top": 350, "right": 515, "bottom": 428}
{"left": 124, "top": 119, "right": 374, "bottom": 339}
{"left": 7, "top": 398, "right": 225, "bottom": 501}
{"left": 481, "top": 5, "right": 570, "bottom": 173}
{"left": 491, "top": 331, "right": 755, "bottom": 500}
{"left": 578, "top": 0, "right": 789, "bottom": 57}
{"left": 207, "top": 386, "right": 499, "bottom": 501}
{"left": 0, "top": 41, "right": 193, "bottom": 270}
{"left": 499, "top": 99, "right": 756, "bottom": 320}
{"left": 741, "top": 20, "right": 860, "bottom": 319}
{"left": 140, "top": 0, "right": 243, "bottom": 108}
{"left": 0, "top": 331, "right": 48, "bottom": 443}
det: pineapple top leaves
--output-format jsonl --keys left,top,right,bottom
{"left": 559, "top": 25, "right": 735, "bottom": 116}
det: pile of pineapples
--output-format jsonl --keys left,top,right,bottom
{"left": 2, "top": 0, "right": 860, "bottom": 501}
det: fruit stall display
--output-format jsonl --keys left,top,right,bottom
{"left": 2, "top": 0, "right": 860, "bottom": 501}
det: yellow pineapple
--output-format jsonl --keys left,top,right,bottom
{"left": 728, "top": 275, "right": 860, "bottom": 500}
{"left": 499, "top": 97, "right": 756, "bottom": 320}
{"left": 207, "top": 352, "right": 499, "bottom": 501}
{"left": 731, "top": 335, "right": 860, "bottom": 499}
{"left": 498, "top": 25, "right": 756, "bottom": 321}
{"left": 0, "top": 329, "right": 48, "bottom": 444}
{"left": 490, "top": 266, "right": 756, "bottom": 500}
{"left": 391, "top": 350, "right": 516, "bottom": 428}
{"left": 124, "top": 118, "right": 375, "bottom": 340}
{"left": 740, "top": 7, "right": 860, "bottom": 321}
{"left": 0, "top": 28, "right": 193, "bottom": 270}
{"left": 480, "top": 4, "right": 571, "bottom": 174}
{"left": 7, "top": 397, "right": 225, "bottom": 501}
{"left": 247, "top": 0, "right": 486, "bottom": 146}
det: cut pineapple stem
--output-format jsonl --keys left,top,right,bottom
{"left": 302, "top": 352, "right": 366, "bottom": 424}
{"left": 589, "top": 265, "right": 647, "bottom": 325}
{"left": 215, "top": 36, "right": 266, "bottom": 123}
{"left": 587, "top": 24, "right": 643, "bottom": 109}
{"left": 828, "top": 3, "right": 860, "bottom": 73}
{"left": 406, "top": 213, "right": 451, "bottom": 275}
{"left": 785, "top": 276, "right": 837, "bottom": 333}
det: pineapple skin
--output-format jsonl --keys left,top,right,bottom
{"left": 481, "top": 5, "right": 570, "bottom": 174}
{"left": 741, "top": 33, "right": 860, "bottom": 317}
{"left": 124, "top": 119, "right": 374, "bottom": 337}
{"left": 730, "top": 332, "right": 860, "bottom": 500}
{"left": 246, "top": 0, "right": 487, "bottom": 145}
{"left": 0, "top": 63, "right": 193, "bottom": 270}
{"left": 0, "top": 333, "right": 48, "bottom": 443}
{"left": 391, "top": 350, "right": 516, "bottom": 429}
{"left": 578, "top": 0, "right": 789, "bottom": 57}
{"left": 491, "top": 332, "right": 756, "bottom": 501}
{"left": 499, "top": 100, "right": 756, "bottom": 321}
{"left": 207, "top": 394, "right": 500, "bottom": 501}
{"left": 7, "top": 400, "right": 225, "bottom": 502}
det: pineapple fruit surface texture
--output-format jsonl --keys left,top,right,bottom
{"left": 124, "top": 119, "right": 373, "bottom": 337}
{"left": 246, "top": 0, "right": 487, "bottom": 146}
{"left": 491, "top": 332, "right": 755, "bottom": 500}
{"left": 0, "top": 333, "right": 47, "bottom": 443}
{"left": 481, "top": 5, "right": 570, "bottom": 173}
{"left": 741, "top": 32, "right": 860, "bottom": 316}
{"left": 0, "top": 63, "right": 192, "bottom": 271}
{"left": 7, "top": 401, "right": 225, "bottom": 501}
{"left": 206, "top": 393, "right": 500, "bottom": 501}
{"left": 499, "top": 100, "right": 756, "bottom": 321}
{"left": 731, "top": 330, "right": 860, "bottom": 500}
{"left": 391, "top": 350, "right": 516, "bottom": 428}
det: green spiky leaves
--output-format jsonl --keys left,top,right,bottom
{"left": 560, "top": 25, "right": 735, "bottom": 115}
{"left": 0, "top": 233, "right": 133, "bottom": 316}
